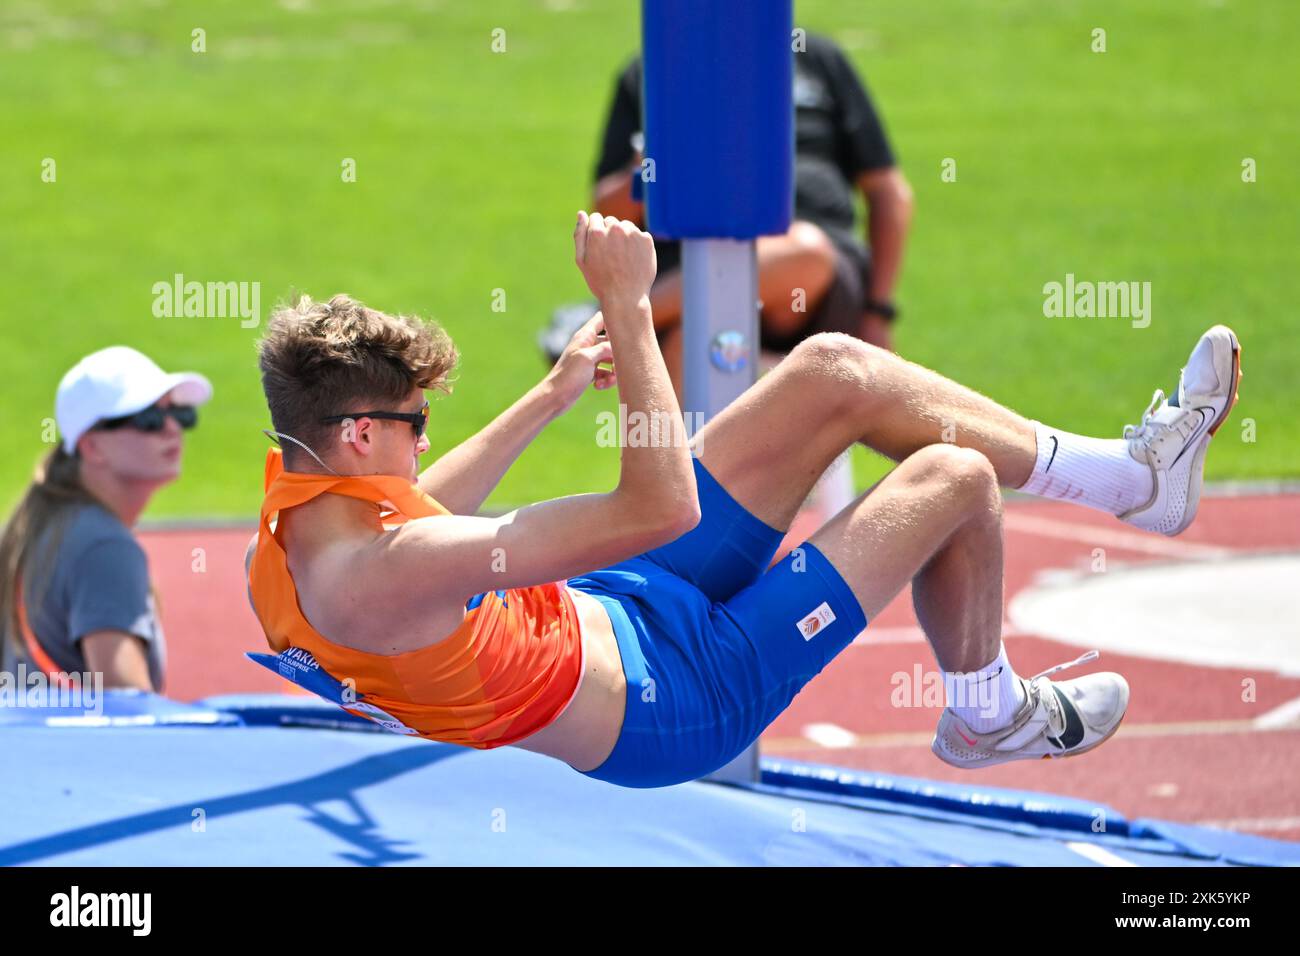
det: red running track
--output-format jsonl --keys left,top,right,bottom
{"left": 143, "top": 492, "right": 1300, "bottom": 843}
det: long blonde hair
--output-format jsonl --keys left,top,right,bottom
{"left": 0, "top": 446, "right": 96, "bottom": 653}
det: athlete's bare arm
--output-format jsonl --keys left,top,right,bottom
{"left": 414, "top": 384, "right": 566, "bottom": 516}
{"left": 417, "top": 212, "right": 675, "bottom": 516}
{"left": 416, "top": 311, "right": 615, "bottom": 515}
{"left": 379, "top": 212, "right": 699, "bottom": 609}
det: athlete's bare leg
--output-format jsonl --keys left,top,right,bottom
{"left": 679, "top": 332, "right": 1026, "bottom": 668}
{"left": 804, "top": 444, "right": 1005, "bottom": 672}
{"left": 678, "top": 327, "right": 1187, "bottom": 760}
{"left": 690, "top": 331, "right": 1037, "bottom": 532}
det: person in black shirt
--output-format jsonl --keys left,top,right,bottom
{"left": 541, "top": 31, "right": 913, "bottom": 400}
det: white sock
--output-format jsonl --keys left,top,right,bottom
{"left": 943, "top": 643, "right": 1026, "bottom": 733}
{"left": 1018, "top": 420, "right": 1153, "bottom": 516}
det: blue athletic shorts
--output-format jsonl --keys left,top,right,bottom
{"left": 565, "top": 456, "right": 869, "bottom": 788}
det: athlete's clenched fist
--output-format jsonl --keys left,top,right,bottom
{"left": 573, "top": 211, "right": 657, "bottom": 310}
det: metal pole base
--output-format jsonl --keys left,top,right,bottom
{"left": 680, "top": 238, "right": 759, "bottom": 427}
{"left": 680, "top": 238, "right": 763, "bottom": 786}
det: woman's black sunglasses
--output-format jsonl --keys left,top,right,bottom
{"left": 320, "top": 401, "right": 429, "bottom": 438}
{"left": 95, "top": 404, "right": 199, "bottom": 433}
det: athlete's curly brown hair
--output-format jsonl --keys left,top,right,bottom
{"left": 258, "top": 293, "right": 457, "bottom": 466}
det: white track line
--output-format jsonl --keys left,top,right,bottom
{"left": 852, "top": 625, "right": 1025, "bottom": 646}
{"left": 1194, "top": 816, "right": 1300, "bottom": 833}
{"left": 801, "top": 723, "right": 858, "bottom": 748}
{"left": 1003, "top": 512, "right": 1235, "bottom": 561}
{"left": 1253, "top": 695, "right": 1300, "bottom": 730}
{"left": 852, "top": 626, "right": 925, "bottom": 645}
{"left": 1065, "top": 842, "right": 1138, "bottom": 867}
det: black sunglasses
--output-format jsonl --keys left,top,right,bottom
{"left": 320, "top": 401, "right": 429, "bottom": 438}
{"left": 95, "top": 404, "right": 199, "bottom": 433}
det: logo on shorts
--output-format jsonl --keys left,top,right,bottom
{"left": 796, "top": 601, "right": 837, "bottom": 640}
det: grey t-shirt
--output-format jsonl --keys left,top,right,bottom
{"left": 16, "top": 502, "right": 166, "bottom": 691}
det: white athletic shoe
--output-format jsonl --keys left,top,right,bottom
{"left": 1119, "top": 325, "right": 1243, "bottom": 536}
{"left": 931, "top": 650, "right": 1129, "bottom": 769}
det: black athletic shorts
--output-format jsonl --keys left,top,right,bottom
{"left": 759, "top": 228, "right": 872, "bottom": 354}
{"left": 650, "top": 226, "right": 873, "bottom": 356}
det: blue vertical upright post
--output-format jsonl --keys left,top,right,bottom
{"left": 642, "top": 0, "right": 794, "bottom": 783}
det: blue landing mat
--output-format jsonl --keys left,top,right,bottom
{"left": 0, "top": 693, "right": 1293, "bottom": 866}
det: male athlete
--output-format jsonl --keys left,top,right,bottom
{"left": 246, "top": 211, "right": 1240, "bottom": 788}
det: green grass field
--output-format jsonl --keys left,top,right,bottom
{"left": 2, "top": 0, "right": 1295, "bottom": 519}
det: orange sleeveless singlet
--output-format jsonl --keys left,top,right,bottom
{"left": 247, "top": 448, "right": 585, "bottom": 749}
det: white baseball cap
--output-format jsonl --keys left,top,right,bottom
{"left": 56, "top": 346, "right": 214, "bottom": 454}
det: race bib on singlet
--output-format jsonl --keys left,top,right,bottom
{"left": 245, "top": 649, "right": 420, "bottom": 736}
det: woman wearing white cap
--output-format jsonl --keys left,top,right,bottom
{"left": 0, "top": 346, "right": 212, "bottom": 691}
